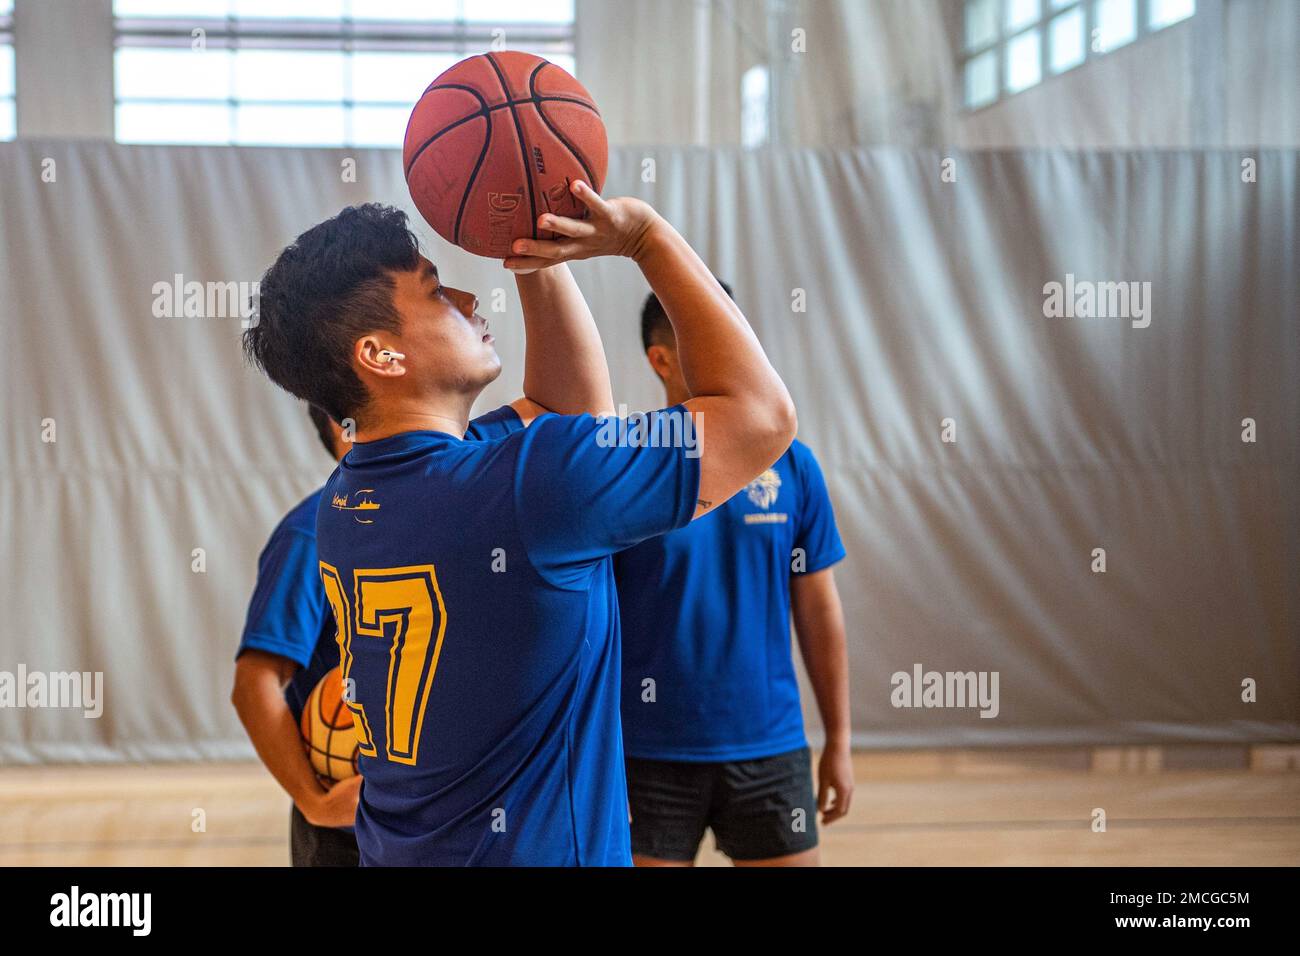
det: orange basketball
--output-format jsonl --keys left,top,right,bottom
{"left": 403, "top": 51, "right": 608, "bottom": 258}
{"left": 300, "top": 667, "right": 359, "bottom": 781}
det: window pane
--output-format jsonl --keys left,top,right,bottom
{"left": 352, "top": 52, "right": 455, "bottom": 103}
{"left": 462, "top": 0, "right": 574, "bottom": 23}
{"left": 741, "top": 64, "right": 769, "bottom": 148}
{"left": 231, "top": 0, "right": 345, "bottom": 18}
{"left": 1049, "top": 6, "right": 1086, "bottom": 73}
{"left": 113, "top": 1, "right": 574, "bottom": 146}
{"left": 1005, "top": 0, "right": 1041, "bottom": 32}
{"left": 356, "top": 0, "right": 459, "bottom": 19}
{"left": 1051, "top": 0, "right": 1078, "bottom": 8}
{"left": 116, "top": 48, "right": 233, "bottom": 100}
{"left": 1005, "top": 28, "right": 1042, "bottom": 92}
{"left": 235, "top": 103, "right": 345, "bottom": 145}
{"left": 1092, "top": 0, "right": 1137, "bottom": 52}
{"left": 0, "top": 0, "right": 13, "bottom": 15}
{"left": 233, "top": 50, "right": 345, "bottom": 102}
{"left": 114, "top": 0, "right": 231, "bottom": 17}
{"left": 1149, "top": 0, "right": 1195, "bottom": 29}
{"left": 964, "top": 49, "right": 997, "bottom": 108}
{"left": 0, "top": 99, "right": 13, "bottom": 141}
{"left": 0, "top": 44, "right": 12, "bottom": 98}
{"left": 351, "top": 104, "right": 409, "bottom": 146}
{"left": 116, "top": 101, "right": 232, "bottom": 143}
{"left": 964, "top": 0, "right": 998, "bottom": 51}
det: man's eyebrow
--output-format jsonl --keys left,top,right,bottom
{"left": 419, "top": 261, "right": 439, "bottom": 283}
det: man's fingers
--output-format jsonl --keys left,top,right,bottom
{"left": 569, "top": 179, "right": 613, "bottom": 218}
{"left": 822, "top": 783, "right": 853, "bottom": 823}
{"left": 817, "top": 780, "right": 832, "bottom": 814}
{"left": 333, "top": 774, "right": 362, "bottom": 797}
{"left": 511, "top": 238, "right": 582, "bottom": 262}
{"left": 503, "top": 256, "right": 553, "bottom": 273}
{"left": 538, "top": 213, "right": 596, "bottom": 239}
{"left": 820, "top": 787, "right": 841, "bottom": 823}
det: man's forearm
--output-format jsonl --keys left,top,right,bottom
{"left": 515, "top": 264, "right": 614, "bottom": 416}
{"left": 232, "top": 672, "right": 324, "bottom": 809}
{"left": 632, "top": 221, "right": 784, "bottom": 404}
{"left": 792, "top": 570, "right": 852, "bottom": 747}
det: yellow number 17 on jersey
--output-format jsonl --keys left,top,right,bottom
{"left": 318, "top": 563, "right": 447, "bottom": 766}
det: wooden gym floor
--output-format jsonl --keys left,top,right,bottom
{"left": 1, "top": 749, "right": 1297, "bottom": 866}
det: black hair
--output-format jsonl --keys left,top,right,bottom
{"left": 640, "top": 277, "right": 735, "bottom": 352}
{"left": 307, "top": 404, "right": 336, "bottom": 459}
{"left": 243, "top": 203, "right": 420, "bottom": 424}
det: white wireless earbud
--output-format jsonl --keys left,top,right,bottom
{"left": 377, "top": 349, "right": 406, "bottom": 363}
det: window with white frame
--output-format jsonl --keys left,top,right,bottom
{"left": 962, "top": 0, "right": 1196, "bottom": 110}
{"left": 741, "top": 64, "right": 770, "bottom": 149}
{"left": 113, "top": 0, "right": 575, "bottom": 147}
{"left": 0, "top": 0, "right": 14, "bottom": 141}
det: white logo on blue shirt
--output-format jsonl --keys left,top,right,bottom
{"left": 745, "top": 469, "right": 781, "bottom": 509}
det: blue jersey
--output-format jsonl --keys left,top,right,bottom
{"left": 237, "top": 489, "right": 337, "bottom": 725}
{"left": 316, "top": 405, "right": 700, "bottom": 866}
{"left": 615, "top": 440, "right": 844, "bottom": 762}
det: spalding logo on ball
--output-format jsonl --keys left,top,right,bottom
{"left": 403, "top": 51, "right": 608, "bottom": 257}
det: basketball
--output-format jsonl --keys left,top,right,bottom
{"left": 300, "top": 667, "right": 360, "bottom": 782}
{"left": 403, "top": 51, "right": 608, "bottom": 258}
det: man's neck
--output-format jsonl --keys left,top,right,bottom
{"left": 663, "top": 385, "right": 690, "bottom": 408}
{"left": 354, "top": 394, "right": 476, "bottom": 443}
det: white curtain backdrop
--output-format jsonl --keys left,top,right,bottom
{"left": 0, "top": 140, "right": 1296, "bottom": 762}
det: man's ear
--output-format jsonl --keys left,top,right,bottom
{"left": 356, "top": 334, "right": 406, "bottom": 378}
{"left": 646, "top": 344, "right": 674, "bottom": 383}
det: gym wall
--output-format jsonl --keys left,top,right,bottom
{"left": 1, "top": 140, "right": 1295, "bottom": 761}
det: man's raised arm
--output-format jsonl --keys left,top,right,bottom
{"left": 631, "top": 219, "right": 795, "bottom": 517}
{"left": 506, "top": 183, "right": 615, "bottom": 422}
{"left": 504, "top": 181, "right": 796, "bottom": 517}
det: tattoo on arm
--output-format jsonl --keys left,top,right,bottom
{"left": 697, "top": 499, "right": 713, "bottom": 510}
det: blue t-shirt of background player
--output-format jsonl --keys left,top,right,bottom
{"left": 236, "top": 488, "right": 336, "bottom": 725}
{"left": 615, "top": 440, "right": 845, "bottom": 762}
{"left": 316, "top": 404, "right": 700, "bottom": 866}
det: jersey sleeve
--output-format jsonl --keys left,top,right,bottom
{"left": 792, "top": 443, "right": 846, "bottom": 575}
{"left": 236, "top": 526, "right": 328, "bottom": 668}
{"left": 514, "top": 407, "right": 702, "bottom": 589}
{"left": 466, "top": 404, "right": 524, "bottom": 441}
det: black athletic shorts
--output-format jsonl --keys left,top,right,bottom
{"left": 625, "top": 746, "right": 819, "bottom": 862}
{"left": 289, "top": 804, "right": 360, "bottom": 867}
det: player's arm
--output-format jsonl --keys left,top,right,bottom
{"left": 790, "top": 567, "right": 854, "bottom": 824}
{"left": 231, "top": 651, "right": 360, "bottom": 828}
{"left": 508, "top": 244, "right": 615, "bottom": 419}
{"left": 505, "top": 183, "right": 796, "bottom": 516}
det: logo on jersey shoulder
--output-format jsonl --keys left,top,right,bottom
{"left": 746, "top": 469, "right": 781, "bottom": 509}
{"left": 331, "top": 488, "right": 381, "bottom": 524}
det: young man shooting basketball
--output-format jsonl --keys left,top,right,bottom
{"left": 243, "top": 182, "right": 795, "bottom": 865}
{"left": 616, "top": 284, "right": 854, "bottom": 867}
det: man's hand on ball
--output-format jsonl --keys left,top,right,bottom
{"left": 301, "top": 774, "right": 362, "bottom": 829}
{"left": 504, "top": 181, "right": 659, "bottom": 273}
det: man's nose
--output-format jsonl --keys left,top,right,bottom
{"left": 447, "top": 287, "right": 477, "bottom": 317}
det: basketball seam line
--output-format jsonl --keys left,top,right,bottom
{"left": 404, "top": 82, "right": 493, "bottom": 245}
{"left": 452, "top": 85, "right": 493, "bottom": 246}
{"left": 528, "top": 61, "right": 598, "bottom": 197}
{"left": 485, "top": 51, "right": 538, "bottom": 244}
{"left": 404, "top": 93, "right": 596, "bottom": 178}
{"left": 404, "top": 83, "right": 484, "bottom": 174}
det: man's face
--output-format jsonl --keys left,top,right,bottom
{"left": 387, "top": 255, "right": 500, "bottom": 393}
